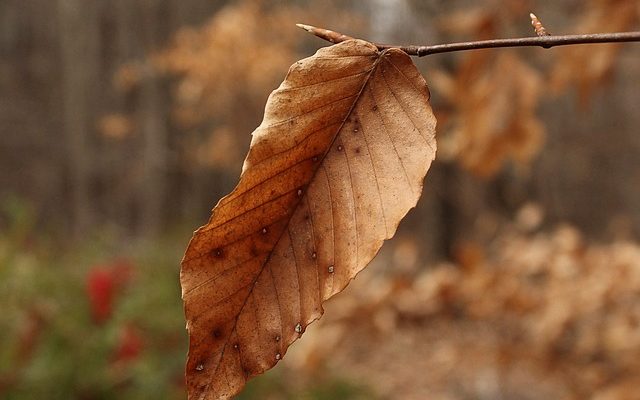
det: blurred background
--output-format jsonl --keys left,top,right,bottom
{"left": 1, "top": 0, "right": 639, "bottom": 398}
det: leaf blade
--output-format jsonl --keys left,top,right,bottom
{"left": 181, "top": 39, "right": 436, "bottom": 400}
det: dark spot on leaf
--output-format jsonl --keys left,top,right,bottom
{"left": 212, "top": 248, "right": 223, "bottom": 258}
{"left": 212, "top": 328, "right": 222, "bottom": 339}
{"left": 355, "top": 147, "right": 361, "bottom": 154}
{"left": 372, "top": 105, "right": 378, "bottom": 111}
{"left": 250, "top": 246, "right": 259, "bottom": 257}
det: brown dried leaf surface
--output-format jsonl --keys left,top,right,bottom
{"left": 180, "top": 39, "right": 436, "bottom": 399}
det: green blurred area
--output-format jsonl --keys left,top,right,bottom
{"left": 0, "top": 198, "right": 183, "bottom": 399}
{"left": 0, "top": 199, "right": 374, "bottom": 399}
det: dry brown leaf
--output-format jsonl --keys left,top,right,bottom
{"left": 180, "top": 39, "right": 436, "bottom": 399}
{"left": 433, "top": 52, "right": 544, "bottom": 177}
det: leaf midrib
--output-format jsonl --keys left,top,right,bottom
{"left": 200, "top": 45, "right": 389, "bottom": 396}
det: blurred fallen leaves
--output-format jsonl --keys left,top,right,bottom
{"left": 290, "top": 219, "right": 640, "bottom": 399}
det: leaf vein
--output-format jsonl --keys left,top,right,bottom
{"left": 380, "top": 63, "right": 435, "bottom": 153}
{"left": 183, "top": 213, "right": 290, "bottom": 263}
{"left": 341, "top": 139, "right": 359, "bottom": 270}
{"left": 190, "top": 279, "right": 255, "bottom": 322}
{"left": 368, "top": 77, "right": 414, "bottom": 195}
{"left": 287, "top": 226, "right": 304, "bottom": 325}
{"left": 278, "top": 68, "right": 372, "bottom": 92}
{"left": 208, "top": 169, "right": 313, "bottom": 232}
{"left": 267, "top": 266, "right": 283, "bottom": 353}
{"left": 263, "top": 93, "right": 358, "bottom": 129}
{"left": 235, "top": 119, "right": 342, "bottom": 181}
{"left": 322, "top": 166, "right": 336, "bottom": 295}
{"left": 356, "top": 110, "right": 389, "bottom": 237}
{"left": 184, "top": 255, "right": 259, "bottom": 298}
{"left": 305, "top": 195, "right": 321, "bottom": 307}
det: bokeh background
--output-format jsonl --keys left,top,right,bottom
{"left": 2, "top": 0, "right": 640, "bottom": 399}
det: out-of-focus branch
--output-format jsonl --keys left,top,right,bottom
{"left": 296, "top": 22, "right": 640, "bottom": 57}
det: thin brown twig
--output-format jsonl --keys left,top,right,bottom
{"left": 296, "top": 23, "right": 640, "bottom": 57}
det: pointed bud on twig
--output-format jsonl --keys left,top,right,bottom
{"left": 296, "top": 23, "right": 354, "bottom": 44}
{"left": 530, "top": 13, "right": 550, "bottom": 37}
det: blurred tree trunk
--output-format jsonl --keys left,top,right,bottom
{"left": 138, "top": 77, "right": 167, "bottom": 236}
{"left": 57, "top": 0, "right": 100, "bottom": 235}
{"left": 137, "top": 0, "right": 168, "bottom": 236}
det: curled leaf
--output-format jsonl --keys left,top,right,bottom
{"left": 181, "top": 39, "right": 436, "bottom": 399}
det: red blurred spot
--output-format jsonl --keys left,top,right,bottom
{"left": 86, "top": 259, "right": 134, "bottom": 324}
{"left": 113, "top": 325, "right": 143, "bottom": 363}
{"left": 87, "top": 268, "right": 115, "bottom": 323}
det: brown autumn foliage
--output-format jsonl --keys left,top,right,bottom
{"left": 432, "top": 51, "right": 544, "bottom": 177}
{"left": 430, "top": 8, "right": 545, "bottom": 178}
{"left": 152, "top": 1, "right": 303, "bottom": 127}
{"left": 288, "top": 215, "right": 640, "bottom": 400}
{"left": 149, "top": 1, "right": 305, "bottom": 171}
{"left": 180, "top": 39, "right": 436, "bottom": 399}
{"left": 431, "top": 1, "right": 638, "bottom": 178}
{"left": 550, "top": 0, "right": 639, "bottom": 106}
{"left": 150, "top": 0, "right": 362, "bottom": 172}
